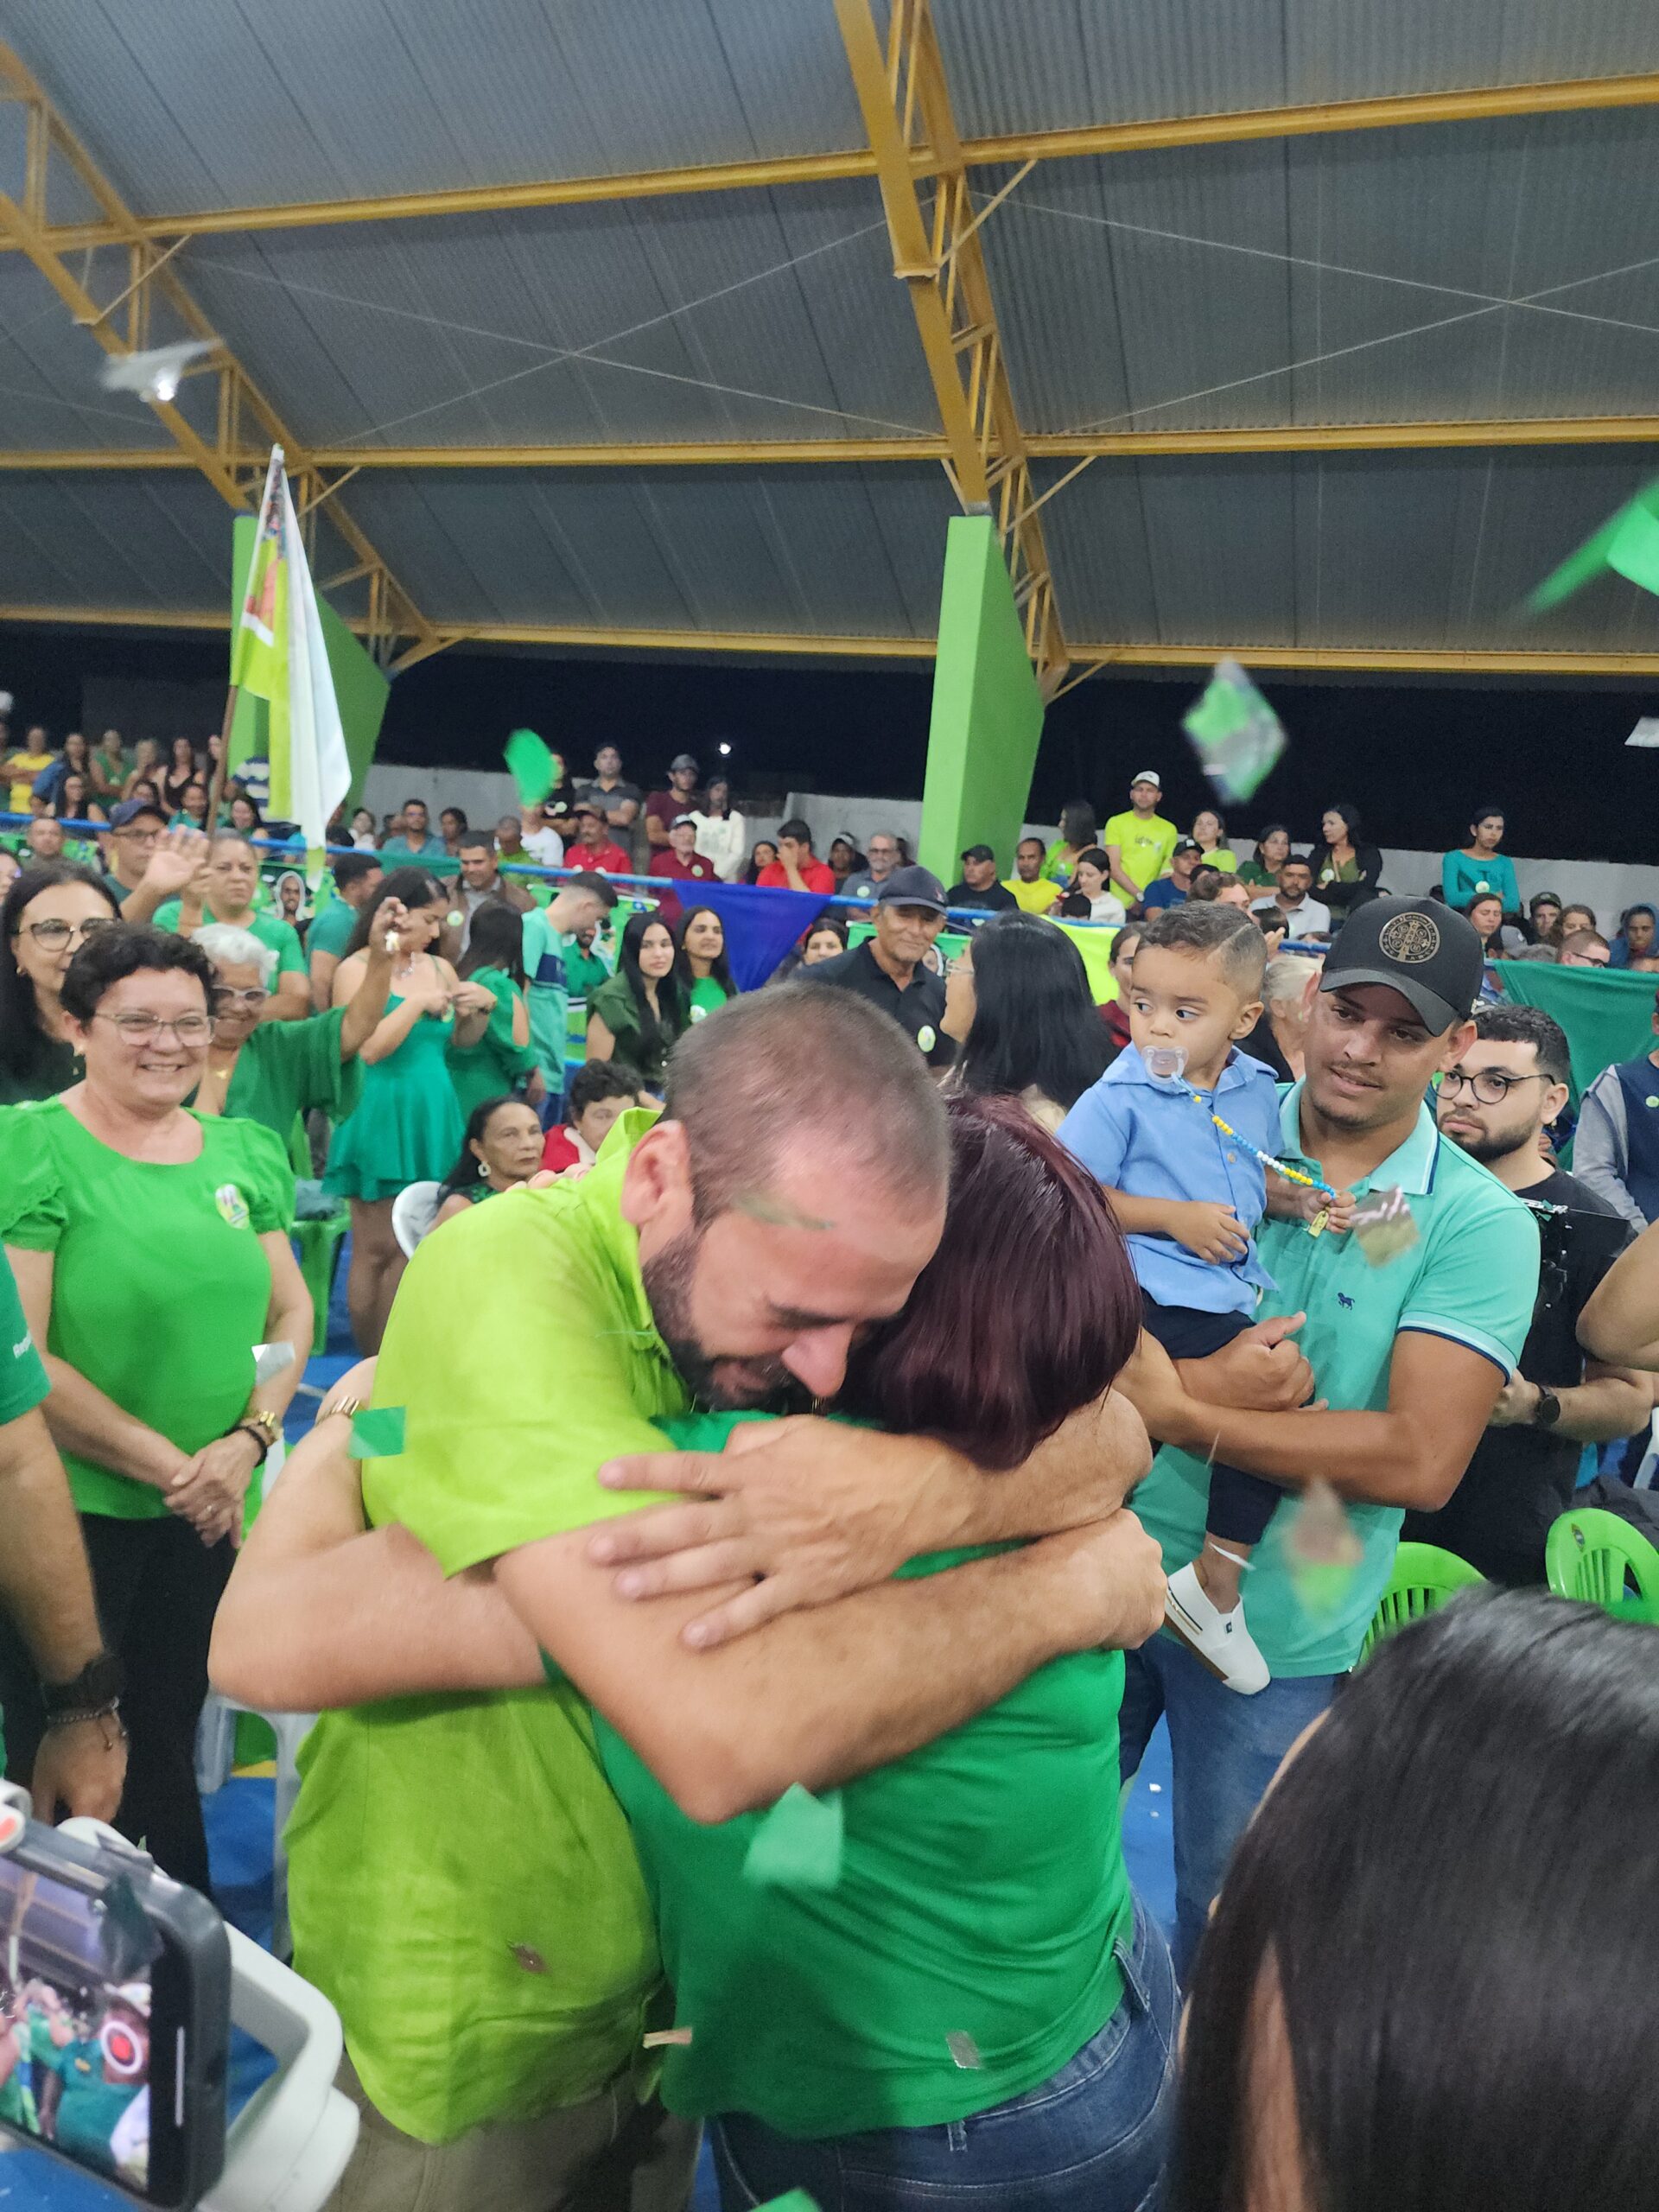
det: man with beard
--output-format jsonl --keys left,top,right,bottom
{"left": 1404, "top": 1004, "right": 1649, "bottom": 1582}
{"left": 263, "top": 985, "right": 1163, "bottom": 2212}
{"left": 1101, "top": 898, "right": 1541, "bottom": 1977}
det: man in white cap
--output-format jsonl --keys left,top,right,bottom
{"left": 1103, "top": 772, "right": 1178, "bottom": 906}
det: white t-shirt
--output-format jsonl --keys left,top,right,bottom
{"left": 1088, "top": 893, "right": 1128, "bottom": 926}
{"left": 521, "top": 827, "right": 565, "bottom": 868}
{"left": 690, "top": 810, "right": 747, "bottom": 882}
{"left": 1250, "top": 893, "right": 1332, "bottom": 940}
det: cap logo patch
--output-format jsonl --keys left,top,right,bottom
{"left": 1377, "top": 912, "right": 1440, "bottom": 965}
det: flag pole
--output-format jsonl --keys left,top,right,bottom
{"left": 205, "top": 681, "right": 238, "bottom": 830}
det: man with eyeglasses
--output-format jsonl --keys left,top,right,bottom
{"left": 1404, "top": 1004, "right": 1650, "bottom": 1583}
{"left": 99, "top": 800, "right": 207, "bottom": 926}
{"left": 841, "top": 831, "right": 902, "bottom": 903}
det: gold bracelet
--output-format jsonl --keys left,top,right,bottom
{"left": 316, "top": 1394, "right": 363, "bottom": 1426}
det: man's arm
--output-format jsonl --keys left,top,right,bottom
{"left": 1103, "top": 842, "right": 1142, "bottom": 903}
{"left": 1488, "top": 1364, "right": 1652, "bottom": 1444}
{"left": 1580, "top": 1216, "right": 1659, "bottom": 1366}
{"left": 0, "top": 1407, "right": 126, "bottom": 1821}
{"left": 645, "top": 801, "right": 672, "bottom": 850}
{"left": 1571, "top": 1077, "right": 1647, "bottom": 1234}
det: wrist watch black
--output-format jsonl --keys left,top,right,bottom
{"left": 1532, "top": 1385, "right": 1563, "bottom": 1430}
{"left": 41, "top": 1651, "right": 124, "bottom": 1724}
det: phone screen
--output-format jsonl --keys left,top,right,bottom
{"left": 0, "top": 1846, "right": 161, "bottom": 2195}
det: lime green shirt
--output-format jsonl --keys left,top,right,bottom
{"left": 287, "top": 1109, "right": 685, "bottom": 2144}
{"left": 151, "top": 900, "right": 306, "bottom": 982}
{"left": 219, "top": 1006, "right": 363, "bottom": 1138}
{"left": 1130, "top": 1084, "right": 1539, "bottom": 1674}
{"left": 1102, "top": 810, "right": 1178, "bottom": 893}
{"left": 594, "top": 1417, "right": 1131, "bottom": 2138}
{"left": 0, "top": 1101, "right": 293, "bottom": 1517}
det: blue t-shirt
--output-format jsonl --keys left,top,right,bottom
{"left": 1058, "top": 1043, "right": 1280, "bottom": 1315}
{"left": 1140, "top": 879, "right": 1188, "bottom": 910}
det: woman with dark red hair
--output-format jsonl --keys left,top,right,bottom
{"left": 213, "top": 1096, "right": 1171, "bottom": 2209}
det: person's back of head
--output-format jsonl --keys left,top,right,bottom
{"left": 954, "top": 910, "right": 1110, "bottom": 1111}
{"left": 332, "top": 850, "right": 382, "bottom": 898}
{"left": 663, "top": 984, "right": 948, "bottom": 1226}
{"left": 1560, "top": 929, "right": 1611, "bottom": 963}
{"left": 459, "top": 898, "right": 526, "bottom": 984}
{"left": 1173, "top": 1592, "right": 1659, "bottom": 2212}
{"left": 1059, "top": 800, "right": 1097, "bottom": 848}
{"left": 1261, "top": 953, "right": 1310, "bottom": 1011}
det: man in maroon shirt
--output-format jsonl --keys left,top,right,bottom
{"left": 568, "top": 802, "right": 632, "bottom": 877}
{"left": 755, "top": 817, "right": 836, "bottom": 897}
{"left": 644, "top": 753, "right": 702, "bottom": 855}
{"left": 652, "top": 814, "right": 718, "bottom": 925}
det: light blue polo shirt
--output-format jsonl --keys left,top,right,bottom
{"left": 1131, "top": 1081, "right": 1540, "bottom": 1675}
{"left": 1059, "top": 1044, "right": 1280, "bottom": 1315}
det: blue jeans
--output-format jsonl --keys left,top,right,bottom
{"left": 1118, "top": 1633, "right": 1338, "bottom": 1981}
{"left": 709, "top": 1897, "right": 1176, "bottom": 2212}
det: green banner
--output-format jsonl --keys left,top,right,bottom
{"left": 1492, "top": 961, "right": 1657, "bottom": 1108}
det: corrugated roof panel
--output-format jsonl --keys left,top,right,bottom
{"left": 0, "top": 0, "right": 864, "bottom": 220}
{"left": 0, "top": 472, "right": 230, "bottom": 608}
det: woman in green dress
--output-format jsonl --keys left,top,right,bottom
{"left": 432, "top": 1095, "right": 545, "bottom": 1229}
{"left": 0, "top": 924, "right": 309, "bottom": 1891}
{"left": 672, "top": 905, "right": 735, "bottom": 1024}
{"left": 586, "top": 913, "right": 687, "bottom": 1091}
{"left": 447, "top": 899, "right": 541, "bottom": 1122}
{"left": 1237, "top": 823, "right": 1291, "bottom": 890}
{"left": 323, "top": 870, "right": 493, "bottom": 1354}
{"left": 0, "top": 863, "right": 120, "bottom": 1103}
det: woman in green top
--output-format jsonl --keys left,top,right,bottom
{"left": 168, "top": 778, "right": 211, "bottom": 834}
{"left": 672, "top": 905, "right": 735, "bottom": 1023}
{"left": 213, "top": 1097, "right": 1175, "bottom": 2210}
{"left": 1190, "top": 807, "right": 1240, "bottom": 873}
{"left": 90, "top": 728, "right": 126, "bottom": 800}
{"left": 447, "top": 899, "right": 542, "bottom": 1122}
{"left": 432, "top": 1095, "right": 545, "bottom": 1228}
{"left": 1040, "top": 798, "right": 1098, "bottom": 886}
{"left": 0, "top": 924, "right": 309, "bottom": 1893}
{"left": 1237, "top": 822, "right": 1290, "bottom": 888}
{"left": 0, "top": 863, "right": 120, "bottom": 1103}
{"left": 586, "top": 913, "right": 687, "bottom": 1090}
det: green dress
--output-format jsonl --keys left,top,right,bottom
{"left": 447, "top": 965, "right": 539, "bottom": 1122}
{"left": 324, "top": 982, "right": 463, "bottom": 1202}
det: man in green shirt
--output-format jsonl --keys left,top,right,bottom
{"left": 152, "top": 831, "right": 308, "bottom": 1019}
{"left": 1102, "top": 771, "right": 1179, "bottom": 905}
{"left": 522, "top": 873, "right": 620, "bottom": 1111}
{"left": 306, "top": 850, "right": 383, "bottom": 1010}
{"left": 1089, "top": 899, "right": 1541, "bottom": 1974}
{"left": 0, "top": 1249, "right": 125, "bottom": 1821}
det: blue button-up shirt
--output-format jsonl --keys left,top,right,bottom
{"left": 1058, "top": 1044, "right": 1282, "bottom": 1315}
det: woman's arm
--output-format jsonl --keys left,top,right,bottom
{"left": 334, "top": 954, "right": 429, "bottom": 1063}
{"left": 6, "top": 1248, "right": 187, "bottom": 1492}
{"left": 586, "top": 1012, "right": 617, "bottom": 1062}
{"left": 1580, "top": 1217, "right": 1659, "bottom": 1367}
{"left": 441, "top": 960, "right": 493, "bottom": 1047}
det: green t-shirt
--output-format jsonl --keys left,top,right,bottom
{"left": 446, "top": 965, "right": 539, "bottom": 1122}
{"left": 1102, "top": 810, "right": 1178, "bottom": 893}
{"left": 686, "top": 974, "right": 730, "bottom": 1022}
{"left": 286, "top": 1110, "right": 684, "bottom": 2144}
{"left": 0, "top": 1249, "right": 49, "bottom": 1773}
{"left": 1130, "top": 1085, "right": 1540, "bottom": 1675}
{"left": 219, "top": 1006, "right": 362, "bottom": 1138}
{"left": 1236, "top": 859, "right": 1279, "bottom": 887}
{"left": 151, "top": 900, "right": 306, "bottom": 982}
{"left": 0, "top": 1100, "right": 294, "bottom": 1518}
{"left": 305, "top": 894, "right": 359, "bottom": 961}
{"left": 593, "top": 1409, "right": 1131, "bottom": 2138}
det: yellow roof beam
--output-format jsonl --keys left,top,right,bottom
{"left": 13, "top": 71, "right": 1659, "bottom": 249}
{"left": 9, "top": 416, "right": 1659, "bottom": 473}
{"left": 3, "top": 604, "right": 1656, "bottom": 678}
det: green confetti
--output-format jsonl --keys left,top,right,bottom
{"left": 753, "top": 2196, "right": 821, "bottom": 2211}
{"left": 743, "top": 1785, "right": 844, "bottom": 1890}
{"left": 1608, "top": 493, "right": 1659, "bottom": 595}
{"left": 349, "top": 1407, "right": 406, "bottom": 1461}
{"left": 504, "top": 728, "right": 561, "bottom": 807}
{"left": 1181, "top": 657, "right": 1286, "bottom": 804}
{"left": 1527, "top": 479, "right": 1659, "bottom": 613}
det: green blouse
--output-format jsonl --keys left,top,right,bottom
{"left": 447, "top": 966, "right": 540, "bottom": 1121}
{"left": 587, "top": 973, "right": 683, "bottom": 1087}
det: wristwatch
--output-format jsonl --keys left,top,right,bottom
{"left": 234, "top": 1408, "right": 281, "bottom": 1463}
{"left": 41, "top": 1651, "right": 124, "bottom": 1726}
{"left": 1531, "top": 1385, "right": 1563, "bottom": 1430}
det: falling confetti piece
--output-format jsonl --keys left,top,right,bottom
{"left": 99, "top": 338, "right": 215, "bottom": 404}
{"left": 252, "top": 1341, "right": 295, "bottom": 1385}
{"left": 643, "top": 2027, "right": 694, "bottom": 2049}
{"left": 752, "top": 2196, "right": 821, "bottom": 2210}
{"left": 743, "top": 1784, "right": 844, "bottom": 1890}
{"left": 1286, "top": 1478, "right": 1364, "bottom": 1618}
{"left": 504, "top": 728, "right": 562, "bottom": 808}
{"left": 1528, "top": 478, "right": 1659, "bottom": 613}
{"left": 349, "top": 1407, "right": 406, "bottom": 1460}
{"left": 946, "top": 2031, "right": 983, "bottom": 2069}
{"left": 1351, "top": 1185, "right": 1420, "bottom": 1267}
{"left": 1181, "top": 657, "right": 1287, "bottom": 803}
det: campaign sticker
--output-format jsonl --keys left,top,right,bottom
{"left": 917, "top": 1025, "right": 937, "bottom": 1053}
{"left": 215, "top": 1184, "right": 251, "bottom": 1230}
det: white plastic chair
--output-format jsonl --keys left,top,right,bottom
{"left": 391, "top": 1178, "right": 443, "bottom": 1255}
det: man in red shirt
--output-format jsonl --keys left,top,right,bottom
{"left": 652, "top": 813, "right": 718, "bottom": 925}
{"left": 568, "top": 802, "right": 632, "bottom": 877}
{"left": 756, "top": 817, "right": 835, "bottom": 896}
{"left": 644, "top": 753, "right": 702, "bottom": 855}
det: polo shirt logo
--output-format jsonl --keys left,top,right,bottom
{"left": 1378, "top": 912, "right": 1440, "bottom": 963}
{"left": 1337, "top": 1292, "right": 1354, "bottom": 1308}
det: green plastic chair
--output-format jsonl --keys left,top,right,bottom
{"left": 1359, "top": 1542, "right": 1485, "bottom": 1662}
{"left": 1544, "top": 1507, "right": 1659, "bottom": 1609}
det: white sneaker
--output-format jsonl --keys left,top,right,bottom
{"left": 1165, "top": 1564, "right": 1270, "bottom": 1695}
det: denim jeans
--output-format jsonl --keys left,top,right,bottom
{"left": 1118, "top": 1633, "right": 1338, "bottom": 1981}
{"left": 709, "top": 1897, "right": 1176, "bottom": 2212}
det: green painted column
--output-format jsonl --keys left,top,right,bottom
{"left": 917, "top": 515, "right": 1045, "bottom": 886}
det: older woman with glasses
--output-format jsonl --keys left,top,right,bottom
{"left": 0, "top": 863, "right": 122, "bottom": 1103}
{"left": 0, "top": 925, "right": 310, "bottom": 1891}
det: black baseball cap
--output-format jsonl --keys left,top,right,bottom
{"left": 1320, "top": 896, "right": 1483, "bottom": 1033}
{"left": 876, "top": 865, "right": 948, "bottom": 915}
{"left": 1172, "top": 837, "right": 1204, "bottom": 858}
{"left": 110, "top": 796, "right": 166, "bottom": 830}
{"left": 960, "top": 842, "right": 995, "bottom": 863}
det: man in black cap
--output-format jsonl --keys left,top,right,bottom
{"left": 802, "top": 867, "right": 952, "bottom": 1065}
{"left": 1107, "top": 896, "right": 1541, "bottom": 1976}
{"left": 1141, "top": 838, "right": 1205, "bottom": 911}
{"left": 946, "top": 844, "right": 1017, "bottom": 913}
{"left": 100, "top": 798, "right": 207, "bottom": 924}
{"left": 644, "top": 753, "right": 702, "bottom": 855}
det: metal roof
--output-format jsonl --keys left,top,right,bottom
{"left": 3, "top": 3, "right": 1659, "bottom": 678}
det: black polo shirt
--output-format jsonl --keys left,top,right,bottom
{"left": 945, "top": 879, "right": 1018, "bottom": 913}
{"left": 805, "top": 941, "right": 952, "bottom": 1065}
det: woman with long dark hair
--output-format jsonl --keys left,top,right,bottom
{"left": 1238, "top": 824, "right": 1290, "bottom": 890}
{"left": 674, "top": 905, "right": 735, "bottom": 1020}
{"left": 0, "top": 863, "right": 121, "bottom": 1103}
{"left": 1306, "top": 801, "right": 1384, "bottom": 918}
{"left": 942, "top": 911, "right": 1111, "bottom": 1129}
{"left": 690, "top": 774, "right": 747, "bottom": 882}
{"left": 447, "top": 898, "right": 538, "bottom": 1121}
{"left": 586, "top": 912, "right": 687, "bottom": 1087}
{"left": 433, "top": 1095, "right": 544, "bottom": 1227}
{"left": 1044, "top": 799, "right": 1099, "bottom": 887}
{"left": 1173, "top": 1592, "right": 1659, "bottom": 2212}
{"left": 742, "top": 838, "right": 779, "bottom": 886}
{"left": 160, "top": 736, "right": 200, "bottom": 816}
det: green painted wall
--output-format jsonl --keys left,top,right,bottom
{"left": 229, "top": 512, "right": 390, "bottom": 808}
{"left": 917, "top": 515, "right": 1045, "bottom": 885}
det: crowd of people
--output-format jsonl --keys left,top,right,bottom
{"left": 1, "top": 712, "right": 1657, "bottom": 2212}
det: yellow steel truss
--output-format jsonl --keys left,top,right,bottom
{"left": 0, "top": 46, "right": 439, "bottom": 671}
{"left": 836, "top": 0, "right": 1066, "bottom": 693}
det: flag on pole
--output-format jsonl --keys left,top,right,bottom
{"left": 232, "top": 447, "right": 351, "bottom": 873}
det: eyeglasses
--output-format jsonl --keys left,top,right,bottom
{"left": 116, "top": 825, "right": 160, "bottom": 844}
{"left": 211, "top": 986, "right": 267, "bottom": 1011}
{"left": 1441, "top": 1067, "right": 1551, "bottom": 1107}
{"left": 93, "top": 1011, "right": 214, "bottom": 1045}
{"left": 18, "top": 916, "right": 116, "bottom": 950}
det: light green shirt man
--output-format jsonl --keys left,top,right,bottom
{"left": 1132, "top": 1084, "right": 1540, "bottom": 1675}
{"left": 1102, "top": 808, "right": 1178, "bottom": 899}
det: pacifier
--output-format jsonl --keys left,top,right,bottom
{"left": 1143, "top": 1046, "right": 1188, "bottom": 1082}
